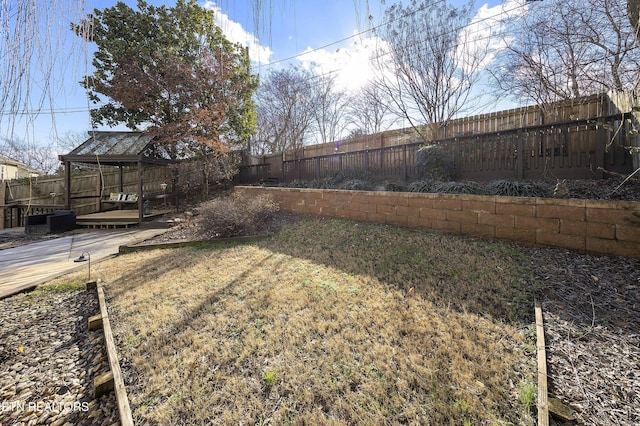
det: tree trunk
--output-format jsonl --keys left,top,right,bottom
{"left": 629, "top": 0, "right": 640, "bottom": 40}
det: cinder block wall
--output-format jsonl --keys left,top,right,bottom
{"left": 235, "top": 186, "right": 640, "bottom": 259}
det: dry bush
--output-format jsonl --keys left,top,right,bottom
{"left": 416, "top": 144, "right": 457, "bottom": 181}
{"left": 196, "top": 192, "right": 279, "bottom": 238}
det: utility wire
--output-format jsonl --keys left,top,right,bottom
{"left": 251, "top": 0, "right": 447, "bottom": 70}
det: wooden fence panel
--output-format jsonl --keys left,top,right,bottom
{"left": 241, "top": 114, "right": 634, "bottom": 185}
{"left": 271, "top": 92, "right": 630, "bottom": 163}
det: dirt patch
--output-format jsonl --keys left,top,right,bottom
{"left": 146, "top": 211, "right": 300, "bottom": 245}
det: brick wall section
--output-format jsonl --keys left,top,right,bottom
{"left": 236, "top": 186, "right": 640, "bottom": 259}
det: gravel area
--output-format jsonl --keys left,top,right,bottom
{"left": 0, "top": 287, "right": 119, "bottom": 426}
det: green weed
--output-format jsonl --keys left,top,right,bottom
{"left": 263, "top": 369, "right": 277, "bottom": 391}
{"left": 518, "top": 380, "right": 537, "bottom": 412}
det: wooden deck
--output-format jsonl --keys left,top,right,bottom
{"left": 76, "top": 209, "right": 171, "bottom": 228}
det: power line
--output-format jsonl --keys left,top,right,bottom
{"left": 260, "top": 0, "right": 530, "bottom": 91}
{"left": 251, "top": 0, "right": 447, "bottom": 70}
{"left": 0, "top": 106, "right": 91, "bottom": 116}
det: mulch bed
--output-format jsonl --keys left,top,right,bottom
{"left": 518, "top": 245, "right": 640, "bottom": 425}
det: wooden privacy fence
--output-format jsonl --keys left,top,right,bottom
{"left": 1, "top": 166, "right": 169, "bottom": 229}
{"left": 1, "top": 160, "right": 214, "bottom": 229}
{"left": 280, "top": 91, "right": 634, "bottom": 160}
{"left": 239, "top": 114, "right": 636, "bottom": 184}
{"left": 281, "top": 142, "right": 423, "bottom": 183}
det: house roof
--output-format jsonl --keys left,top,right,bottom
{"left": 0, "top": 154, "right": 42, "bottom": 175}
{"left": 59, "top": 131, "right": 175, "bottom": 165}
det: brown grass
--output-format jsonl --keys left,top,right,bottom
{"left": 51, "top": 216, "right": 538, "bottom": 425}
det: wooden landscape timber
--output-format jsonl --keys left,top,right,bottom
{"left": 91, "top": 281, "right": 134, "bottom": 426}
{"left": 535, "top": 298, "right": 549, "bottom": 426}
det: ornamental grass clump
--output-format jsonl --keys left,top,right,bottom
{"left": 381, "top": 180, "right": 408, "bottom": 192}
{"left": 337, "top": 179, "right": 375, "bottom": 191}
{"left": 486, "top": 180, "right": 551, "bottom": 198}
{"left": 408, "top": 179, "right": 437, "bottom": 193}
{"left": 434, "top": 181, "right": 486, "bottom": 195}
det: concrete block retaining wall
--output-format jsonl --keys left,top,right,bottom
{"left": 235, "top": 186, "right": 640, "bottom": 259}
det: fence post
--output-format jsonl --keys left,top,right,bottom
{"left": 65, "top": 161, "right": 72, "bottom": 210}
{"left": 516, "top": 128, "right": 525, "bottom": 180}
{"left": 0, "top": 181, "right": 5, "bottom": 229}
{"left": 595, "top": 127, "right": 606, "bottom": 179}
{"left": 403, "top": 145, "right": 408, "bottom": 182}
{"left": 96, "top": 173, "right": 102, "bottom": 212}
{"left": 364, "top": 150, "right": 369, "bottom": 172}
{"left": 281, "top": 161, "right": 285, "bottom": 183}
{"left": 137, "top": 161, "right": 144, "bottom": 224}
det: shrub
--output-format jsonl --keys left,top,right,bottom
{"left": 434, "top": 181, "right": 486, "bottom": 195}
{"left": 416, "top": 144, "right": 456, "bottom": 181}
{"left": 486, "top": 180, "right": 550, "bottom": 198}
{"left": 338, "top": 179, "right": 375, "bottom": 191}
{"left": 382, "top": 180, "right": 408, "bottom": 192}
{"left": 408, "top": 179, "right": 437, "bottom": 193}
{"left": 197, "top": 192, "right": 279, "bottom": 237}
{"left": 307, "top": 179, "right": 324, "bottom": 189}
{"left": 288, "top": 179, "right": 309, "bottom": 188}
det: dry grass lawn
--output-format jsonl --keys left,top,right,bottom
{"left": 52, "top": 216, "right": 539, "bottom": 425}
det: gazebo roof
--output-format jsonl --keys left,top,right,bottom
{"left": 59, "top": 131, "right": 175, "bottom": 166}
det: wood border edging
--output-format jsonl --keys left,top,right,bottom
{"left": 96, "top": 282, "right": 134, "bottom": 426}
{"left": 118, "top": 234, "right": 271, "bottom": 254}
{"left": 535, "top": 298, "right": 549, "bottom": 426}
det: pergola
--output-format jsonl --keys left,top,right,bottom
{"left": 58, "top": 131, "right": 176, "bottom": 224}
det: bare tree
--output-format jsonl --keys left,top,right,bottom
{"left": 491, "top": 0, "right": 640, "bottom": 109}
{"left": 346, "top": 81, "right": 398, "bottom": 135}
{"left": 372, "top": 0, "right": 488, "bottom": 142}
{"left": 308, "top": 72, "right": 350, "bottom": 144}
{"left": 630, "top": 0, "right": 640, "bottom": 38}
{"left": 254, "top": 66, "right": 316, "bottom": 156}
{"left": 0, "top": 137, "right": 60, "bottom": 175}
{"left": 53, "top": 130, "right": 91, "bottom": 154}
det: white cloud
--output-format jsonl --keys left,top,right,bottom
{"left": 296, "top": 34, "right": 386, "bottom": 92}
{"left": 457, "top": 0, "right": 529, "bottom": 72}
{"left": 288, "top": 1, "right": 528, "bottom": 93}
{"left": 202, "top": 1, "right": 273, "bottom": 65}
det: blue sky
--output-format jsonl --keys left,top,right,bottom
{"left": 0, "top": 0, "right": 521, "bottom": 152}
